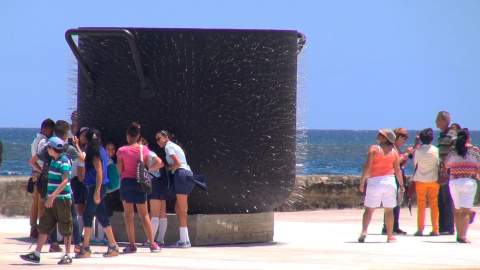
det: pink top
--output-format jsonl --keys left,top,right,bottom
{"left": 117, "top": 144, "right": 150, "bottom": 179}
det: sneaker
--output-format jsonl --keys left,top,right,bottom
{"left": 74, "top": 244, "right": 82, "bottom": 253}
{"left": 381, "top": 227, "right": 387, "bottom": 235}
{"left": 150, "top": 243, "right": 162, "bottom": 252}
{"left": 90, "top": 239, "right": 102, "bottom": 244}
{"left": 58, "top": 254, "right": 73, "bottom": 265}
{"left": 429, "top": 232, "right": 440, "bottom": 236}
{"left": 20, "top": 252, "right": 40, "bottom": 263}
{"left": 358, "top": 232, "right": 367, "bottom": 243}
{"left": 170, "top": 241, "right": 191, "bottom": 248}
{"left": 101, "top": 238, "right": 109, "bottom": 245}
{"left": 141, "top": 239, "right": 151, "bottom": 246}
{"left": 49, "top": 243, "right": 63, "bottom": 253}
{"left": 470, "top": 211, "right": 476, "bottom": 224}
{"left": 103, "top": 244, "right": 120, "bottom": 257}
{"left": 75, "top": 246, "right": 92, "bottom": 258}
{"left": 387, "top": 237, "right": 397, "bottom": 243}
{"left": 393, "top": 228, "right": 407, "bottom": 235}
{"left": 439, "top": 231, "right": 454, "bottom": 235}
{"left": 123, "top": 244, "right": 137, "bottom": 253}
{"left": 413, "top": 231, "right": 423, "bottom": 236}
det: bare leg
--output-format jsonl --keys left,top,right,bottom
{"left": 361, "top": 207, "right": 375, "bottom": 232}
{"left": 137, "top": 203, "right": 155, "bottom": 244}
{"left": 384, "top": 207, "right": 394, "bottom": 238}
{"left": 175, "top": 194, "right": 188, "bottom": 227}
{"left": 122, "top": 201, "right": 136, "bottom": 246}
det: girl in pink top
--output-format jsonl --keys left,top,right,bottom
{"left": 117, "top": 122, "right": 160, "bottom": 253}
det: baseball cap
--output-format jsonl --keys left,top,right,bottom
{"left": 47, "top": 137, "right": 65, "bottom": 150}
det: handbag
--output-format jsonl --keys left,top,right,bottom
{"left": 26, "top": 177, "right": 35, "bottom": 193}
{"left": 136, "top": 145, "right": 152, "bottom": 194}
{"left": 437, "top": 160, "right": 449, "bottom": 185}
{"left": 107, "top": 163, "right": 120, "bottom": 193}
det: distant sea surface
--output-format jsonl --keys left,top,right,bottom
{"left": 1, "top": 128, "right": 479, "bottom": 176}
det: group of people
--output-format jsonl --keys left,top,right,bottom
{"left": 358, "top": 111, "right": 479, "bottom": 244}
{"left": 21, "top": 113, "right": 196, "bottom": 265}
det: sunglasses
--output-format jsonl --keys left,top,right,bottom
{"left": 156, "top": 136, "right": 165, "bottom": 142}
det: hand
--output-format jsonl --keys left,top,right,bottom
{"left": 72, "top": 136, "right": 79, "bottom": 146}
{"left": 45, "top": 197, "right": 54, "bottom": 208}
{"left": 359, "top": 181, "right": 365, "bottom": 193}
{"left": 406, "top": 147, "right": 414, "bottom": 154}
{"left": 94, "top": 191, "right": 101, "bottom": 204}
{"left": 400, "top": 186, "right": 405, "bottom": 194}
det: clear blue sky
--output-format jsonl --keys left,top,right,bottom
{"left": 1, "top": 1, "right": 479, "bottom": 130}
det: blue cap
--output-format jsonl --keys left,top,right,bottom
{"left": 47, "top": 137, "right": 65, "bottom": 150}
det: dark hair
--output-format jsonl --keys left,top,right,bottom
{"left": 54, "top": 120, "right": 71, "bottom": 138}
{"left": 451, "top": 123, "right": 461, "bottom": 130}
{"left": 85, "top": 128, "right": 102, "bottom": 170}
{"left": 103, "top": 139, "right": 115, "bottom": 148}
{"left": 419, "top": 128, "right": 434, "bottom": 145}
{"left": 41, "top": 118, "right": 55, "bottom": 130}
{"left": 50, "top": 146, "right": 64, "bottom": 154}
{"left": 127, "top": 122, "right": 141, "bottom": 139}
{"left": 140, "top": 137, "right": 149, "bottom": 147}
{"left": 455, "top": 129, "right": 470, "bottom": 158}
{"left": 157, "top": 130, "right": 184, "bottom": 149}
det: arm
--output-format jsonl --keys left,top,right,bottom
{"left": 29, "top": 155, "right": 42, "bottom": 172}
{"left": 93, "top": 156, "right": 102, "bottom": 204}
{"left": 359, "top": 146, "right": 376, "bottom": 192}
{"left": 393, "top": 151, "right": 405, "bottom": 193}
{"left": 166, "top": 154, "right": 182, "bottom": 172}
{"left": 149, "top": 156, "right": 164, "bottom": 172}
{"left": 45, "top": 173, "right": 69, "bottom": 208}
{"left": 117, "top": 157, "right": 124, "bottom": 175}
{"left": 78, "top": 165, "right": 85, "bottom": 182}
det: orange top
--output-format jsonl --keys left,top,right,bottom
{"left": 370, "top": 145, "right": 395, "bottom": 177}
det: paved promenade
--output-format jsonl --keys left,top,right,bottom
{"left": 1, "top": 207, "right": 480, "bottom": 269}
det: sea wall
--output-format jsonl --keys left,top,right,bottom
{"left": 2, "top": 175, "right": 480, "bottom": 216}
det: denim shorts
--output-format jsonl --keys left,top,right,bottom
{"left": 120, "top": 178, "right": 147, "bottom": 204}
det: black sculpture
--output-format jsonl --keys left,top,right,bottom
{"left": 66, "top": 27, "right": 306, "bottom": 214}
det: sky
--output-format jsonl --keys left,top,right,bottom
{"left": 1, "top": 1, "right": 479, "bottom": 130}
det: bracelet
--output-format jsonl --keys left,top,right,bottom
{"left": 95, "top": 190, "right": 100, "bottom": 193}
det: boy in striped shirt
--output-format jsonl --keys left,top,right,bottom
{"left": 20, "top": 137, "right": 73, "bottom": 265}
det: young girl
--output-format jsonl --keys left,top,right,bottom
{"left": 156, "top": 130, "right": 195, "bottom": 248}
{"left": 117, "top": 122, "right": 161, "bottom": 252}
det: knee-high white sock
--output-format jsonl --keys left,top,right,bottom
{"left": 157, "top": 218, "right": 167, "bottom": 243}
{"left": 97, "top": 223, "right": 105, "bottom": 241}
{"left": 78, "top": 216, "right": 84, "bottom": 237}
{"left": 180, "top": 227, "right": 187, "bottom": 243}
{"left": 186, "top": 227, "right": 190, "bottom": 242}
{"left": 151, "top": 217, "right": 159, "bottom": 240}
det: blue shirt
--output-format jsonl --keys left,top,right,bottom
{"left": 165, "top": 141, "right": 191, "bottom": 172}
{"left": 84, "top": 147, "right": 109, "bottom": 186}
{"left": 47, "top": 154, "right": 72, "bottom": 200}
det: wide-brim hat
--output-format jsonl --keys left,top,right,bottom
{"left": 379, "top": 128, "right": 396, "bottom": 144}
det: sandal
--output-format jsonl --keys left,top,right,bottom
{"left": 58, "top": 254, "right": 73, "bottom": 264}
{"left": 75, "top": 246, "right": 92, "bottom": 258}
{"left": 103, "top": 243, "right": 120, "bottom": 257}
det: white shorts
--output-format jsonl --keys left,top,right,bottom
{"left": 364, "top": 175, "right": 397, "bottom": 208}
{"left": 449, "top": 178, "right": 478, "bottom": 209}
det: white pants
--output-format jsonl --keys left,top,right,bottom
{"left": 364, "top": 175, "right": 397, "bottom": 208}
{"left": 449, "top": 178, "right": 478, "bottom": 209}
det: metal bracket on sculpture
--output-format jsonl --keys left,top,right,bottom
{"left": 65, "top": 28, "right": 157, "bottom": 99}
{"left": 297, "top": 32, "right": 306, "bottom": 54}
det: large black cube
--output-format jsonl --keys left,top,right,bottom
{"left": 67, "top": 27, "right": 303, "bottom": 214}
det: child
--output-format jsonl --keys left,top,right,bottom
{"left": 21, "top": 137, "right": 74, "bottom": 264}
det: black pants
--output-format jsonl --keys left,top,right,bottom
{"left": 438, "top": 184, "right": 455, "bottom": 233}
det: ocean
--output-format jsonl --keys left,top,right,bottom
{"left": 1, "top": 128, "right": 479, "bottom": 176}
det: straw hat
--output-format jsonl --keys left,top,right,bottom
{"left": 379, "top": 128, "right": 396, "bottom": 144}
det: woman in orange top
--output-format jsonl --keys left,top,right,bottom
{"left": 358, "top": 128, "right": 404, "bottom": 243}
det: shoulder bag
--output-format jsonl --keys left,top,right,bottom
{"left": 136, "top": 145, "right": 152, "bottom": 194}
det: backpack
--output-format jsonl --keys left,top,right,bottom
{"left": 38, "top": 144, "right": 70, "bottom": 200}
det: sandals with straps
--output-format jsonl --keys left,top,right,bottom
{"left": 103, "top": 243, "right": 120, "bottom": 257}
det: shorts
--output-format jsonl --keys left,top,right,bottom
{"left": 449, "top": 178, "right": 478, "bottom": 209}
{"left": 171, "top": 169, "right": 195, "bottom": 195}
{"left": 150, "top": 176, "right": 169, "bottom": 200}
{"left": 38, "top": 198, "right": 73, "bottom": 237}
{"left": 120, "top": 178, "right": 147, "bottom": 204}
{"left": 364, "top": 175, "right": 397, "bottom": 208}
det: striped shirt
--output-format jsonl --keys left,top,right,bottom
{"left": 47, "top": 154, "right": 72, "bottom": 200}
{"left": 445, "top": 146, "right": 480, "bottom": 180}
{"left": 438, "top": 128, "right": 456, "bottom": 160}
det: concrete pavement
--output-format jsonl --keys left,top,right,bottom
{"left": 1, "top": 207, "right": 480, "bottom": 269}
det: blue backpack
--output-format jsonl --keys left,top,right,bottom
{"left": 107, "top": 163, "right": 120, "bottom": 193}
